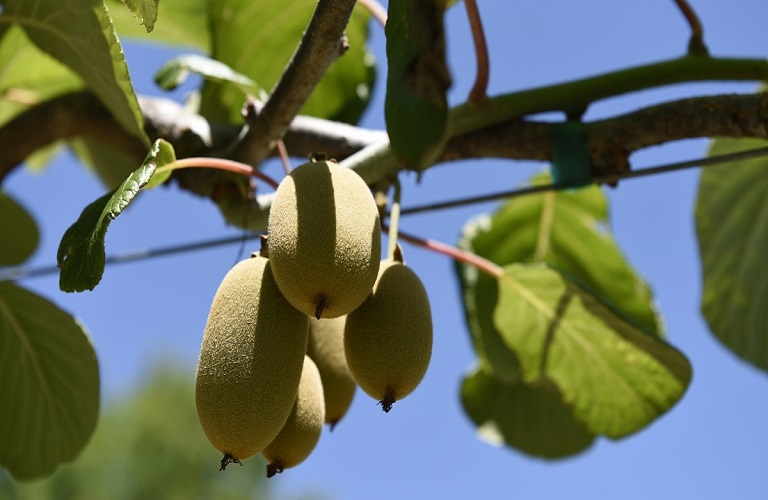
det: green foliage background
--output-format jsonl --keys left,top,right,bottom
{"left": 0, "top": 363, "right": 268, "bottom": 500}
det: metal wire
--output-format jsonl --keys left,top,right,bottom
{"left": 3, "top": 145, "right": 768, "bottom": 282}
{"left": 398, "top": 145, "right": 768, "bottom": 215}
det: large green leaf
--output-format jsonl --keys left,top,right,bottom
{"left": 456, "top": 173, "right": 663, "bottom": 382}
{"left": 384, "top": 0, "right": 451, "bottom": 171}
{"left": 105, "top": 0, "right": 209, "bottom": 50}
{"left": 0, "top": 282, "right": 99, "bottom": 481}
{"left": 0, "top": 192, "right": 39, "bottom": 266}
{"left": 1, "top": 0, "right": 148, "bottom": 145}
{"left": 495, "top": 264, "right": 691, "bottom": 438}
{"left": 0, "top": 24, "right": 81, "bottom": 126}
{"left": 200, "top": 0, "right": 374, "bottom": 124}
{"left": 461, "top": 366, "right": 595, "bottom": 459}
{"left": 696, "top": 138, "right": 768, "bottom": 372}
{"left": 57, "top": 139, "right": 175, "bottom": 292}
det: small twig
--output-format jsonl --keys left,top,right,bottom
{"left": 672, "top": 0, "right": 709, "bottom": 56}
{"left": 385, "top": 225, "right": 504, "bottom": 279}
{"left": 385, "top": 179, "right": 402, "bottom": 261}
{"left": 357, "top": 0, "right": 387, "bottom": 27}
{"left": 464, "top": 0, "right": 489, "bottom": 104}
{"left": 275, "top": 139, "right": 292, "bottom": 175}
{"left": 156, "top": 157, "right": 280, "bottom": 190}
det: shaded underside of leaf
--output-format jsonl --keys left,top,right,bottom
{"left": 200, "top": 0, "right": 374, "bottom": 124}
{"left": 495, "top": 264, "right": 691, "bottom": 438}
{"left": 384, "top": 0, "right": 451, "bottom": 170}
{"left": 461, "top": 366, "right": 595, "bottom": 459}
{"left": 56, "top": 139, "right": 175, "bottom": 292}
{"left": 696, "top": 137, "right": 768, "bottom": 372}
{"left": 0, "top": 282, "right": 99, "bottom": 481}
{"left": 0, "top": 192, "right": 39, "bottom": 266}
{"left": 1, "top": 0, "right": 148, "bottom": 145}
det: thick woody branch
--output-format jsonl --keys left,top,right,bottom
{"left": 0, "top": 91, "right": 147, "bottom": 183}
{"left": 231, "top": 0, "right": 358, "bottom": 166}
{"left": 442, "top": 93, "right": 768, "bottom": 178}
{"left": 1, "top": 92, "right": 767, "bottom": 188}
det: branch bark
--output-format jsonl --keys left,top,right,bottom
{"left": 1, "top": 91, "right": 767, "bottom": 188}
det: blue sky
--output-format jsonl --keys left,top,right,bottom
{"left": 4, "top": 1, "right": 768, "bottom": 498}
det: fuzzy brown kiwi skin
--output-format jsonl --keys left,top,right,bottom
{"left": 344, "top": 259, "right": 433, "bottom": 412}
{"left": 262, "top": 355, "right": 325, "bottom": 477}
{"left": 267, "top": 159, "right": 381, "bottom": 319}
{"left": 195, "top": 255, "right": 308, "bottom": 466}
{"left": 307, "top": 316, "right": 357, "bottom": 428}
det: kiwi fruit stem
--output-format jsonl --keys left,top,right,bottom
{"left": 219, "top": 454, "right": 242, "bottom": 471}
{"left": 266, "top": 462, "right": 284, "bottom": 478}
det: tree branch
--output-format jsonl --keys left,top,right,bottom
{"left": 231, "top": 0, "right": 358, "bottom": 166}
{"left": 0, "top": 91, "right": 147, "bottom": 183}
{"left": 2, "top": 92, "right": 768, "bottom": 188}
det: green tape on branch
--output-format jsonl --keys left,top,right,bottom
{"left": 550, "top": 121, "right": 592, "bottom": 187}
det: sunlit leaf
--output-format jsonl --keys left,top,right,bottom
{"left": 384, "top": 0, "right": 451, "bottom": 171}
{"left": 0, "top": 192, "right": 39, "bottom": 266}
{"left": 155, "top": 54, "right": 258, "bottom": 93}
{"left": 105, "top": 0, "right": 209, "bottom": 50}
{"left": 1, "top": 0, "right": 148, "bottom": 145}
{"left": 696, "top": 138, "right": 768, "bottom": 372}
{"left": 461, "top": 366, "right": 595, "bottom": 459}
{"left": 118, "top": 0, "right": 158, "bottom": 32}
{"left": 495, "top": 264, "right": 691, "bottom": 438}
{"left": 200, "top": 0, "right": 374, "bottom": 124}
{"left": 0, "top": 282, "right": 99, "bottom": 481}
{"left": 57, "top": 139, "right": 175, "bottom": 292}
{"left": 457, "top": 174, "right": 664, "bottom": 386}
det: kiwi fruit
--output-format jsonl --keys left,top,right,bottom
{"left": 267, "top": 159, "right": 381, "bottom": 319}
{"left": 344, "top": 259, "right": 433, "bottom": 412}
{"left": 195, "top": 254, "right": 308, "bottom": 469}
{"left": 263, "top": 355, "right": 325, "bottom": 478}
{"left": 307, "top": 316, "right": 357, "bottom": 429}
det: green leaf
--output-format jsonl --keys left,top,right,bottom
{"left": 200, "top": 0, "right": 374, "bottom": 124}
{"left": 456, "top": 173, "right": 664, "bottom": 383}
{"left": 696, "top": 138, "right": 768, "bottom": 372}
{"left": 105, "top": 0, "right": 209, "bottom": 50}
{"left": 455, "top": 254, "right": 523, "bottom": 383}
{"left": 155, "top": 54, "right": 258, "bottom": 94}
{"left": 1, "top": 0, "right": 148, "bottom": 145}
{"left": 57, "top": 139, "right": 175, "bottom": 292}
{"left": 0, "top": 192, "right": 39, "bottom": 266}
{"left": 118, "top": 0, "right": 158, "bottom": 32}
{"left": 461, "top": 366, "right": 595, "bottom": 459}
{"left": 495, "top": 264, "right": 691, "bottom": 438}
{"left": 0, "top": 25, "right": 81, "bottom": 128}
{"left": 0, "top": 282, "right": 99, "bottom": 481}
{"left": 384, "top": 0, "right": 451, "bottom": 170}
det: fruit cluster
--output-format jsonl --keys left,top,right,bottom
{"left": 195, "top": 159, "right": 433, "bottom": 477}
